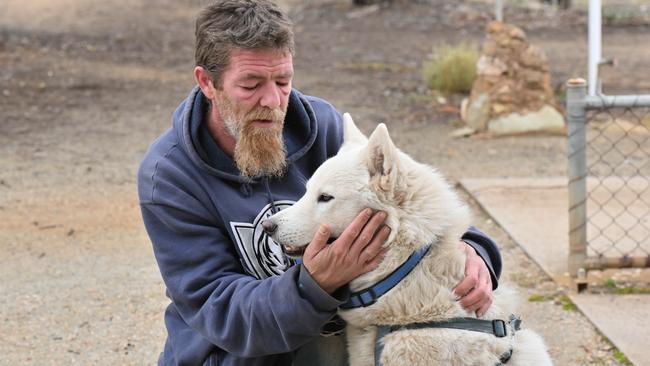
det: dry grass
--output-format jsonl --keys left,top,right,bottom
{"left": 422, "top": 42, "right": 479, "bottom": 95}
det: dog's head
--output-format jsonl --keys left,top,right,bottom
{"left": 263, "top": 113, "right": 403, "bottom": 258}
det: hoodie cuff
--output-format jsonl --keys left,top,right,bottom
{"left": 297, "top": 265, "right": 349, "bottom": 312}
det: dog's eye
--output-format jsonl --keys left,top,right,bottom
{"left": 317, "top": 193, "right": 334, "bottom": 203}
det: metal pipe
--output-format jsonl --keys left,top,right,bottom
{"left": 588, "top": 0, "right": 602, "bottom": 95}
{"left": 495, "top": 0, "right": 503, "bottom": 22}
{"left": 585, "top": 256, "right": 650, "bottom": 269}
{"left": 585, "top": 94, "right": 650, "bottom": 109}
{"left": 566, "top": 78, "right": 588, "bottom": 276}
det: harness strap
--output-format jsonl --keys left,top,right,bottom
{"left": 374, "top": 325, "right": 392, "bottom": 366}
{"left": 373, "top": 315, "right": 521, "bottom": 366}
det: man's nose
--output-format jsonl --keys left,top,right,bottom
{"left": 261, "top": 220, "right": 278, "bottom": 235}
{"left": 259, "top": 84, "right": 281, "bottom": 109}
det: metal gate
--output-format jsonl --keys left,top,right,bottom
{"left": 566, "top": 78, "right": 650, "bottom": 275}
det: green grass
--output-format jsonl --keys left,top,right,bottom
{"left": 604, "top": 278, "right": 618, "bottom": 288}
{"left": 528, "top": 294, "right": 553, "bottom": 302}
{"left": 615, "top": 286, "right": 650, "bottom": 295}
{"left": 613, "top": 350, "right": 633, "bottom": 365}
{"left": 602, "top": 278, "right": 650, "bottom": 294}
{"left": 422, "top": 43, "right": 478, "bottom": 95}
{"left": 558, "top": 295, "right": 577, "bottom": 311}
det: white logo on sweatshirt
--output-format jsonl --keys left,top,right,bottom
{"left": 230, "top": 201, "right": 296, "bottom": 279}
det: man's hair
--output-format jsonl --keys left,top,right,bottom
{"left": 195, "top": 0, "right": 295, "bottom": 87}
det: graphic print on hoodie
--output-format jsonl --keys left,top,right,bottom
{"left": 230, "top": 200, "right": 295, "bottom": 278}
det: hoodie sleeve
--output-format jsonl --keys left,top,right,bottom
{"left": 461, "top": 226, "right": 502, "bottom": 290}
{"left": 140, "top": 199, "right": 342, "bottom": 357}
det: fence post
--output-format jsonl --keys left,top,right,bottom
{"left": 495, "top": 0, "right": 503, "bottom": 22}
{"left": 567, "top": 78, "right": 588, "bottom": 276}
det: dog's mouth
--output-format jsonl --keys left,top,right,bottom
{"left": 283, "top": 244, "right": 306, "bottom": 259}
{"left": 282, "top": 237, "right": 337, "bottom": 259}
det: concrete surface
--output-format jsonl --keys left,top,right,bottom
{"left": 571, "top": 294, "right": 650, "bottom": 366}
{"left": 460, "top": 177, "right": 650, "bottom": 366}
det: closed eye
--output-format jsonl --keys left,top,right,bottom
{"left": 317, "top": 193, "right": 334, "bottom": 203}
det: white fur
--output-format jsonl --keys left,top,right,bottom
{"left": 267, "top": 113, "right": 553, "bottom": 365}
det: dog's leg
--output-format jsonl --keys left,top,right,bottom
{"left": 346, "top": 325, "right": 377, "bottom": 366}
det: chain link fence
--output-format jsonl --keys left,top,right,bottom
{"left": 567, "top": 79, "right": 650, "bottom": 274}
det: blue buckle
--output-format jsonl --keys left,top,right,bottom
{"left": 357, "top": 289, "right": 377, "bottom": 307}
{"left": 492, "top": 319, "right": 507, "bottom": 337}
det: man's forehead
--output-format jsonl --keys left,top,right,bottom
{"left": 239, "top": 70, "right": 294, "bottom": 80}
{"left": 228, "top": 48, "right": 294, "bottom": 76}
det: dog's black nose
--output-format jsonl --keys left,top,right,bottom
{"left": 261, "top": 220, "right": 277, "bottom": 235}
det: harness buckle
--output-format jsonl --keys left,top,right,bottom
{"left": 492, "top": 319, "right": 507, "bottom": 337}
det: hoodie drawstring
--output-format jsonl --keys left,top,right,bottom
{"left": 262, "top": 177, "right": 278, "bottom": 214}
{"left": 240, "top": 182, "right": 253, "bottom": 197}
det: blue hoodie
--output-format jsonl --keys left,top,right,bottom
{"left": 138, "top": 87, "right": 501, "bottom": 366}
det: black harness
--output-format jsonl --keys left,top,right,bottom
{"left": 373, "top": 315, "right": 522, "bottom": 366}
{"left": 337, "top": 244, "right": 522, "bottom": 366}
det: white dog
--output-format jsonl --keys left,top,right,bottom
{"left": 266, "top": 114, "right": 553, "bottom": 366}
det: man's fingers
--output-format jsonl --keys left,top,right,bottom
{"left": 459, "top": 268, "right": 491, "bottom": 313}
{"left": 349, "top": 211, "right": 386, "bottom": 254}
{"left": 363, "top": 248, "right": 388, "bottom": 271}
{"left": 349, "top": 211, "right": 387, "bottom": 257}
{"left": 458, "top": 285, "right": 483, "bottom": 309}
{"left": 360, "top": 225, "right": 391, "bottom": 263}
{"left": 453, "top": 272, "right": 477, "bottom": 298}
{"left": 305, "top": 224, "right": 330, "bottom": 257}
{"left": 476, "top": 297, "right": 493, "bottom": 318}
{"left": 461, "top": 287, "right": 490, "bottom": 311}
{"left": 333, "top": 208, "right": 373, "bottom": 251}
{"left": 454, "top": 243, "right": 479, "bottom": 297}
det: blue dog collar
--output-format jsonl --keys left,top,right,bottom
{"left": 340, "top": 244, "right": 432, "bottom": 309}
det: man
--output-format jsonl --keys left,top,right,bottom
{"left": 138, "top": 1, "right": 501, "bottom": 365}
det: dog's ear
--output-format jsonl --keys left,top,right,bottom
{"left": 341, "top": 113, "right": 368, "bottom": 149}
{"left": 366, "top": 123, "right": 402, "bottom": 195}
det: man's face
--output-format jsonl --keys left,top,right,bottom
{"left": 215, "top": 48, "right": 294, "bottom": 178}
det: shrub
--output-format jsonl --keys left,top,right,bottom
{"left": 422, "top": 43, "right": 479, "bottom": 95}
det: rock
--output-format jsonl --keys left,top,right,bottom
{"left": 439, "top": 105, "right": 460, "bottom": 114}
{"left": 520, "top": 46, "right": 547, "bottom": 70}
{"left": 487, "top": 21, "right": 504, "bottom": 34}
{"left": 450, "top": 126, "right": 476, "bottom": 138}
{"left": 491, "top": 103, "right": 508, "bottom": 115}
{"left": 508, "top": 27, "right": 526, "bottom": 40}
{"left": 461, "top": 21, "right": 561, "bottom": 135}
{"left": 463, "top": 92, "right": 490, "bottom": 131}
{"left": 476, "top": 55, "right": 507, "bottom": 76}
{"left": 487, "top": 105, "right": 566, "bottom": 134}
{"left": 460, "top": 97, "right": 468, "bottom": 122}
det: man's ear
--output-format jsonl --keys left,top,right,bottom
{"left": 341, "top": 113, "right": 368, "bottom": 150}
{"left": 366, "top": 123, "right": 401, "bottom": 194}
{"left": 194, "top": 66, "right": 217, "bottom": 100}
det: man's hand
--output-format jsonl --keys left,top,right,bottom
{"left": 303, "top": 209, "right": 390, "bottom": 294}
{"left": 453, "top": 242, "right": 493, "bottom": 317}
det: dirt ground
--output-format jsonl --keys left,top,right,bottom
{"left": 1, "top": 0, "right": 649, "bottom": 365}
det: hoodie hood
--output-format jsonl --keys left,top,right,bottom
{"left": 172, "top": 86, "right": 319, "bottom": 183}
